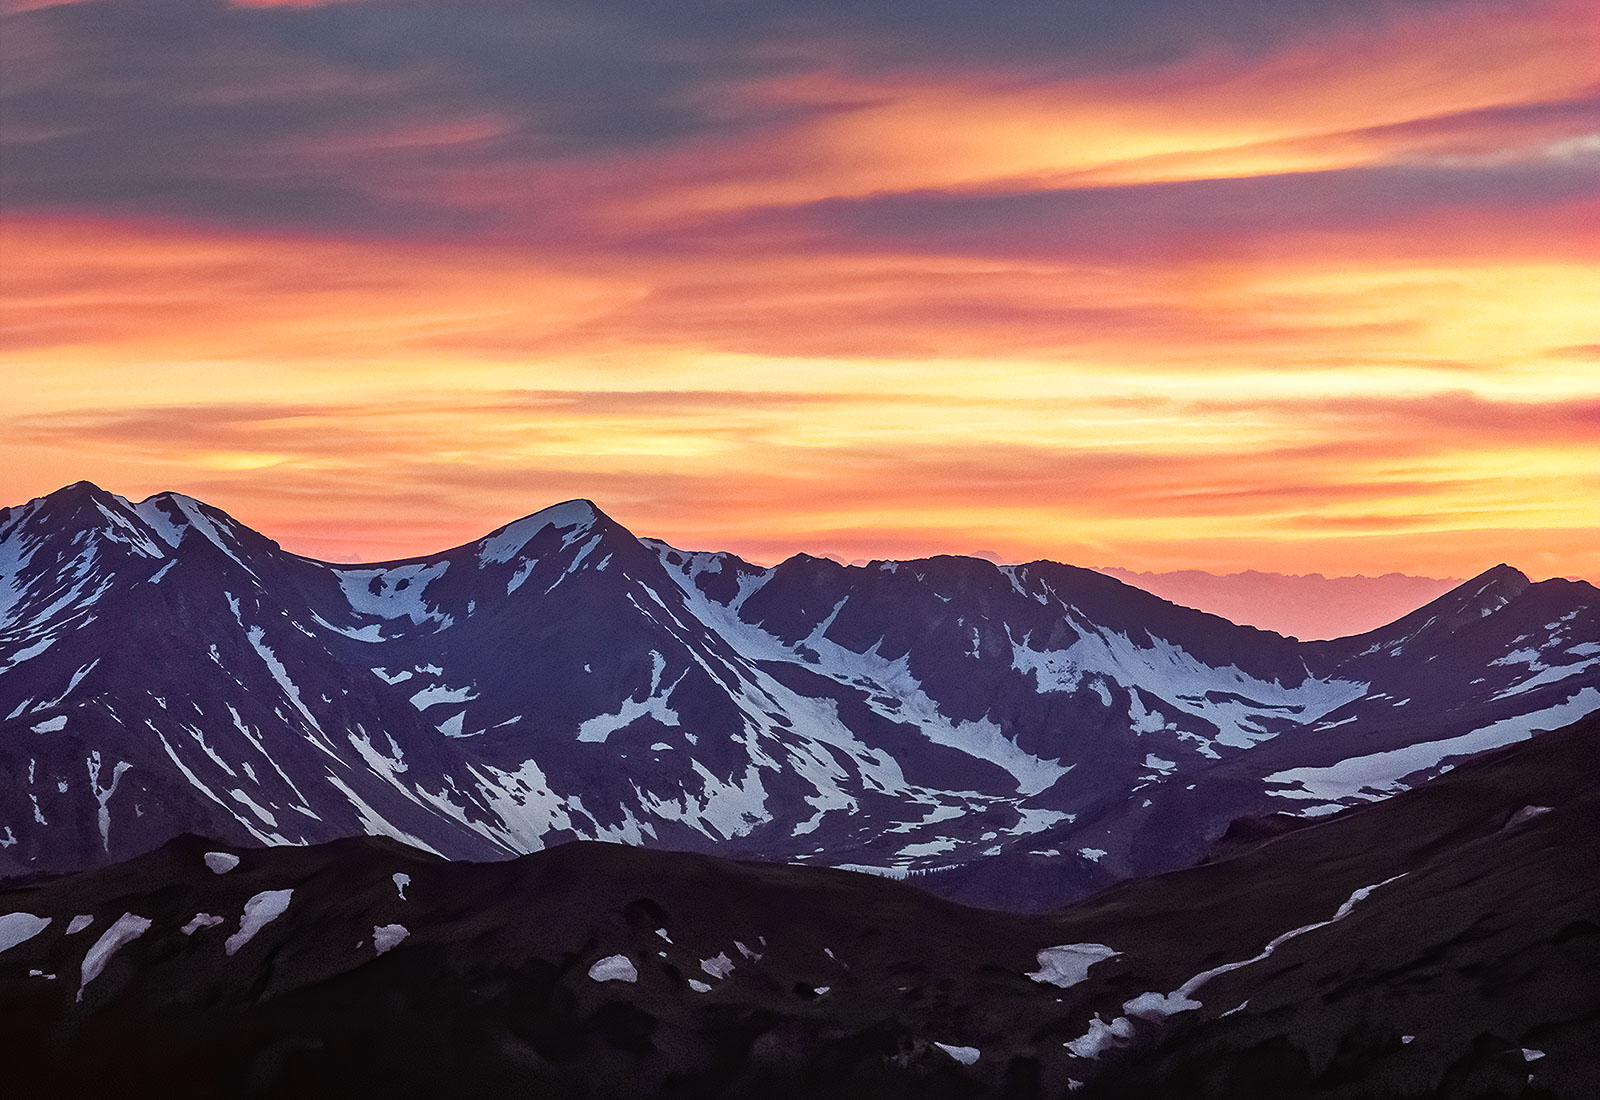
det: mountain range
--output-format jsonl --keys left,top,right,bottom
{"left": 2, "top": 482, "right": 1597, "bottom": 909}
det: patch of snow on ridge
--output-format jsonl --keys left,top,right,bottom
{"left": 0, "top": 913, "right": 50, "bottom": 954}
{"left": 1169, "top": 874, "right": 1407, "bottom": 1002}
{"left": 409, "top": 683, "right": 477, "bottom": 710}
{"left": 77, "top": 912, "right": 151, "bottom": 1002}
{"left": 850, "top": 644, "right": 1071, "bottom": 795}
{"left": 933, "top": 1043, "right": 981, "bottom": 1065}
{"left": 1123, "top": 990, "right": 1202, "bottom": 1019}
{"left": 181, "top": 914, "right": 224, "bottom": 935}
{"left": 392, "top": 873, "right": 410, "bottom": 900}
{"left": 204, "top": 851, "right": 241, "bottom": 874}
{"left": 225, "top": 890, "right": 293, "bottom": 956}
{"left": 1493, "top": 653, "right": 1600, "bottom": 699}
{"left": 466, "top": 757, "right": 582, "bottom": 851}
{"left": 1266, "top": 687, "right": 1600, "bottom": 804}
{"left": 1011, "top": 619, "right": 1367, "bottom": 749}
{"left": 245, "top": 627, "right": 323, "bottom": 732}
{"left": 86, "top": 751, "right": 131, "bottom": 851}
{"left": 0, "top": 523, "right": 43, "bottom": 627}
{"left": 577, "top": 651, "right": 681, "bottom": 743}
{"left": 1063, "top": 1014, "right": 1134, "bottom": 1059}
{"left": 630, "top": 759, "right": 772, "bottom": 842}
{"left": 651, "top": 563, "right": 1060, "bottom": 801}
{"left": 1026, "top": 943, "right": 1118, "bottom": 988}
{"left": 334, "top": 561, "right": 451, "bottom": 630}
{"left": 588, "top": 954, "right": 638, "bottom": 983}
{"left": 4, "top": 635, "right": 56, "bottom": 669}
{"left": 372, "top": 923, "right": 408, "bottom": 955}
{"left": 65, "top": 915, "right": 93, "bottom": 935}
{"left": 478, "top": 500, "right": 596, "bottom": 564}
{"left": 700, "top": 952, "right": 735, "bottom": 980}
{"left": 310, "top": 612, "right": 383, "bottom": 642}
{"left": 897, "top": 837, "right": 957, "bottom": 860}
{"left": 138, "top": 495, "right": 253, "bottom": 575}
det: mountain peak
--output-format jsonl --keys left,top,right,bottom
{"left": 58, "top": 479, "right": 113, "bottom": 497}
{"left": 1, "top": 481, "right": 146, "bottom": 548}
{"left": 1454, "top": 562, "right": 1532, "bottom": 604}
{"left": 32, "top": 479, "right": 126, "bottom": 514}
{"left": 1471, "top": 562, "right": 1529, "bottom": 585}
{"left": 1344, "top": 562, "right": 1533, "bottom": 653}
{"left": 475, "top": 499, "right": 615, "bottom": 565}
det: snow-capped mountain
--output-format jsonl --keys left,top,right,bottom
{"left": 1, "top": 482, "right": 1596, "bottom": 904}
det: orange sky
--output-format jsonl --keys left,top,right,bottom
{"left": 2, "top": 0, "right": 1597, "bottom": 594}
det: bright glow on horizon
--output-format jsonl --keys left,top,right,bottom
{"left": 2, "top": 0, "right": 1597, "bottom": 598}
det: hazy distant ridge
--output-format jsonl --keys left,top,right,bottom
{"left": 1100, "top": 568, "right": 1460, "bottom": 640}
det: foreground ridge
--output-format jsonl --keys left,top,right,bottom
{"left": 0, "top": 711, "right": 1595, "bottom": 1098}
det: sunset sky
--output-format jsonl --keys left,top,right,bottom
{"left": 2, "top": 0, "right": 1597, "bottom": 595}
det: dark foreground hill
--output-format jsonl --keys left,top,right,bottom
{"left": 0, "top": 712, "right": 1594, "bottom": 1099}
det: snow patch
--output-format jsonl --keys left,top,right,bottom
{"left": 1266, "top": 688, "right": 1600, "bottom": 803}
{"left": 1123, "top": 990, "right": 1202, "bottom": 1019}
{"left": 334, "top": 561, "right": 452, "bottom": 632}
{"left": 225, "top": 889, "right": 293, "bottom": 956}
{"left": 77, "top": 912, "right": 152, "bottom": 1001}
{"left": 1012, "top": 622, "right": 1366, "bottom": 750}
{"left": 588, "top": 954, "right": 638, "bottom": 983}
{"left": 700, "top": 952, "right": 735, "bottom": 980}
{"left": 204, "top": 851, "right": 241, "bottom": 874}
{"left": 1026, "top": 943, "right": 1117, "bottom": 988}
{"left": 0, "top": 912, "right": 50, "bottom": 954}
{"left": 181, "top": 913, "right": 224, "bottom": 935}
{"left": 1168, "top": 874, "right": 1408, "bottom": 1002}
{"left": 933, "top": 1042, "right": 980, "bottom": 1065}
{"left": 577, "top": 651, "right": 680, "bottom": 743}
{"left": 373, "top": 923, "right": 409, "bottom": 955}
{"left": 409, "top": 683, "right": 477, "bottom": 710}
{"left": 1063, "top": 1013, "right": 1134, "bottom": 1059}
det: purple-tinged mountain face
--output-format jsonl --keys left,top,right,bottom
{"left": 1, "top": 482, "right": 1596, "bottom": 908}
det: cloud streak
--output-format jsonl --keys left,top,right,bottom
{"left": 2, "top": 0, "right": 1596, "bottom": 605}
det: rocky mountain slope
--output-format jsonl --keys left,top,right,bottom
{"left": 2, "top": 482, "right": 1596, "bottom": 908}
{"left": 0, "top": 709, "right": 1593, "bottom": 1098}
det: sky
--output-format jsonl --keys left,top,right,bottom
{"left": 3, "top": 0, "right": 1597, "bottom": 612}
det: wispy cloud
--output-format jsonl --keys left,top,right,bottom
{"left": 2, "top": 0, "right": 1596, "bottom": 583}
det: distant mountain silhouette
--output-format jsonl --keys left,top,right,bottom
{"left": 1100, "top": 568, "right": 1461, "bottom": 639}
